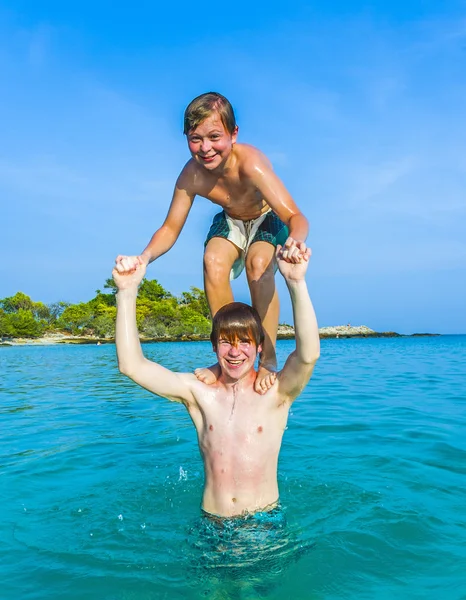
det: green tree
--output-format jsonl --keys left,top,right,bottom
{"left": 89, "top": 289, "right": 116, "bottom": 308}
{"left": 0, "top": 309, "right": 15, "bottom": 337}
{"left": 177, "top": 305, "right": 211, "bottom": 335}
{"left": 57, "top": 303, "right": 93, "bottom": 334}
{"left": 47, "top": 301, "right": 70, "bottom": 322}
{"left": 179, "top": 287, "right": 210, "bottom": 319}
{"left": 32, "top": 301, "right": 51, "bottom": 321}
{"left": 139, "top": 278, "right": 172, "bottom": 301}
{"left": 8, "top": 309, "right": 46, "bottom": 338}
{"left": 0, "top": 292, "right": 34, "bottom": 313}
{"left": 92, "top": 309, "right": 116, "bottom": 338}
{"left": 103, "top": 278, "right": 118, "bottom": 293}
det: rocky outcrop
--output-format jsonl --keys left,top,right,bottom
{"left": 318, "top": 325, "right": 402, "bottom": 338}
{"left": 279, "top": 324, "right": 437, "bottom": 339}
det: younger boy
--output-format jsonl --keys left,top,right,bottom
{"left": 115, "top": 92, "right": 309, "bottom": 393}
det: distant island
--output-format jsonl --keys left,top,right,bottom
{"left": 0, "top": 281, "right": 438, "bottom": 346}
{"left": 1, "top": 323, "right": 439, "bottom": 347}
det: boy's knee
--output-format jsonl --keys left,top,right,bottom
{"left": 246, "top": 253, "right": 274, "bottom": 282}
{"left": 203, "top": 249, "right": 231, "bottom": 280}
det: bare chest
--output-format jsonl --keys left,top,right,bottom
{"left": 195, "top": 393, "right": 288, "bottom": 454}
{"left": 196, "top": 173, "right": 267, "bottom": 220}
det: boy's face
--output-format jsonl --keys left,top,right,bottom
{"left": 215, "top": 337, "right": 261, "bottom": 382}
{"left": 187, "top": 113, "right": 238, "bottom": 172}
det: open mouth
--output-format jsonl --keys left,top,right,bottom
{"left": 226, "top": 359, "right": 245, "bottom": 367}
{"left": 199, "top": 154, "right": 217, "bottom": 162}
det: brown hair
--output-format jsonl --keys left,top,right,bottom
{"left": 210, "top": 302, "right": 264, "bottom": 349}
{"left": 184, "top": 92, "right": 237, "bottom": 135}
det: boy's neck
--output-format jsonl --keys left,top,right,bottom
{"left": 218, "top": 368, "right": 256, "bottom": 390}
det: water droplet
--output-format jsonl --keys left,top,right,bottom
{"left": 179, "top": 466, "right": 187, "bottom": 481}
{"left": 118, "top": 514, "right": 123, "bottom": 521}
{"left": 141, "top": 523, "right": 146, "bottom": 529}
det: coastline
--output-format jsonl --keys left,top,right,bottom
{"left": 0, "top": 325, "right": 440, "bottom": 347}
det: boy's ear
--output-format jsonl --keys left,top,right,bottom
{"left": 257, "top": 343, "right": 263, "bottom": 355}
{"left": 231, "top": 125, "right": 239, "bottom": 144}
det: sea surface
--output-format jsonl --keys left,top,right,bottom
{"left": 1, "top": 336, "right": 466, "bottom": 599}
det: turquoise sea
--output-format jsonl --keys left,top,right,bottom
{"left": 1, "top": 336, "right": 466, "bottom": 599}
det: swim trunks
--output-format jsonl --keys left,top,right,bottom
{"left": 204, "top": 209, "right": 289, "bottom": 280}
{"left": 189, "top": 503, "right": 289, "bottom": 569}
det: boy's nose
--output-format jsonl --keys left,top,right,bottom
{"left": 200, "top": 140, "right": 212, "bottom": 153}
{"left": 229, "top": 345, "right": 241, "bottom": 356}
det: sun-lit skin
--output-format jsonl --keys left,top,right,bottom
{"left": 215, "top": 337, "right": 262, "bottom": 385}
{"left": 186, "top": 114, "right": 238, "bottom": 174}
{"left": 115, "top": 105, "right": 310, "bottom": 393}
{"left": 113, "top": 247, "right": 320, "bottom": 517}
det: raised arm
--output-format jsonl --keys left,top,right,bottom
{"left": 115, "top": 165, "right": 196, "bottom": 273}
{"left": 276, "top": 246, "right": 320, "bottom": 403}
{"left": 241, "top": 150, "right": 309, "bottom": 256}
{"left": 113, "top": 261, "right": 195, "bottom": 406}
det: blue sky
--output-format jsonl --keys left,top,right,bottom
{"left": 1, "top": 1, "right": 465, "bottom": 333}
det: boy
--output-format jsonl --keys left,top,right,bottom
{"left": 115, "top": 92, "right": 309, "bottom": 393}
{"left": 113, "top": 245, "right": 319, "bottom": 518}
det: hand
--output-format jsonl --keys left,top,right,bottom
{"left": 115, "top": 254, "right": 149, "bottom": 273}
{"left": 280, "top": 237, "right": 307, "bottom": 263}
{"left": 276, "top": 244, "right": 311, "bottom": 282}
{"left": 112, "top": 256, "right": 146, "bottom": 291}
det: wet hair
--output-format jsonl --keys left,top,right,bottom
{"left": 210, "top": 302, "right": 264, "bottom": 350}
{"left": 183, "top": 92, "right": 237, "bottom": 135}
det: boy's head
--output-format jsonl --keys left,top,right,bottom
{"left": 184, "top": 93, "right": 238, "bottom": 171}
{"left": 184, "top": 92, "right": 236, "bottom": 135}
{"left": 211, "top": 302, "right": 264, "bottom": 380}
{"left": 211, "top": 302, "right": 264, "bottom": 351}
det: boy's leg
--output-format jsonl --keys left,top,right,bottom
{"left": 195, "top": 237, "right": 241, "bottom": 385}
{"left": 203, "top": 237, "right": 240, "bottom": 313}
{"left": 245, "top": 241, "right": 279, "bottom": 392}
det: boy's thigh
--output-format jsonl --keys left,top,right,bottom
{"left": 204, "top": 236, "right": 241, "bottom": 270}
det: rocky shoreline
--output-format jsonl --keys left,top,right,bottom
{"left": 0, "top": 325, "right": 439, "bottom": 347}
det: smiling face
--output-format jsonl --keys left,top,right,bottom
{"left": 215, "top": 336, "right": 261, "bottom": 383}
{"left": 187, "top": 113, "right": 238, "bottom": 172}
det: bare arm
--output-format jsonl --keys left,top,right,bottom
{"left": 115, "top": 165, "right": 196, "bottom": 272}
{"left": 140, "top": 176, "right": 195, "bottom": 264}
{"left": 114, "top": 263, "right": 195, "bottom": 406}
{"left": 276, "top": 247, "right": 320, "bottom": 403}
{"left": 242, "top": 153, "right": 309, "bottom": 243}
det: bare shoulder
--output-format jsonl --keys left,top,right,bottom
{"left": 236, "top": 144, "right": 273, "bottom": 174}
{"left": 176, "top": 159, "right": 207, "bottom": 193}
{"left": 178, "top": 372, "right": 218, "bottom": 403}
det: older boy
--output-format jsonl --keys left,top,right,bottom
{"left": 115, "top": 92, "right": 309, "bottom": 393}
{"left": 113, "top": 245, "right": 319, "bottom": 518}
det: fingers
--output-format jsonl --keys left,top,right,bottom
{"left": 280, "top": 237, "right": 307, "bottom": 263}
{"left": 194, "top": 367, "right": 217, "bottom": 385}
{"left": 254, "top": 370, "right": 277, "bottom": 395}
{"left": 114, "top": 255, "right": 140, "bottom": 274}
